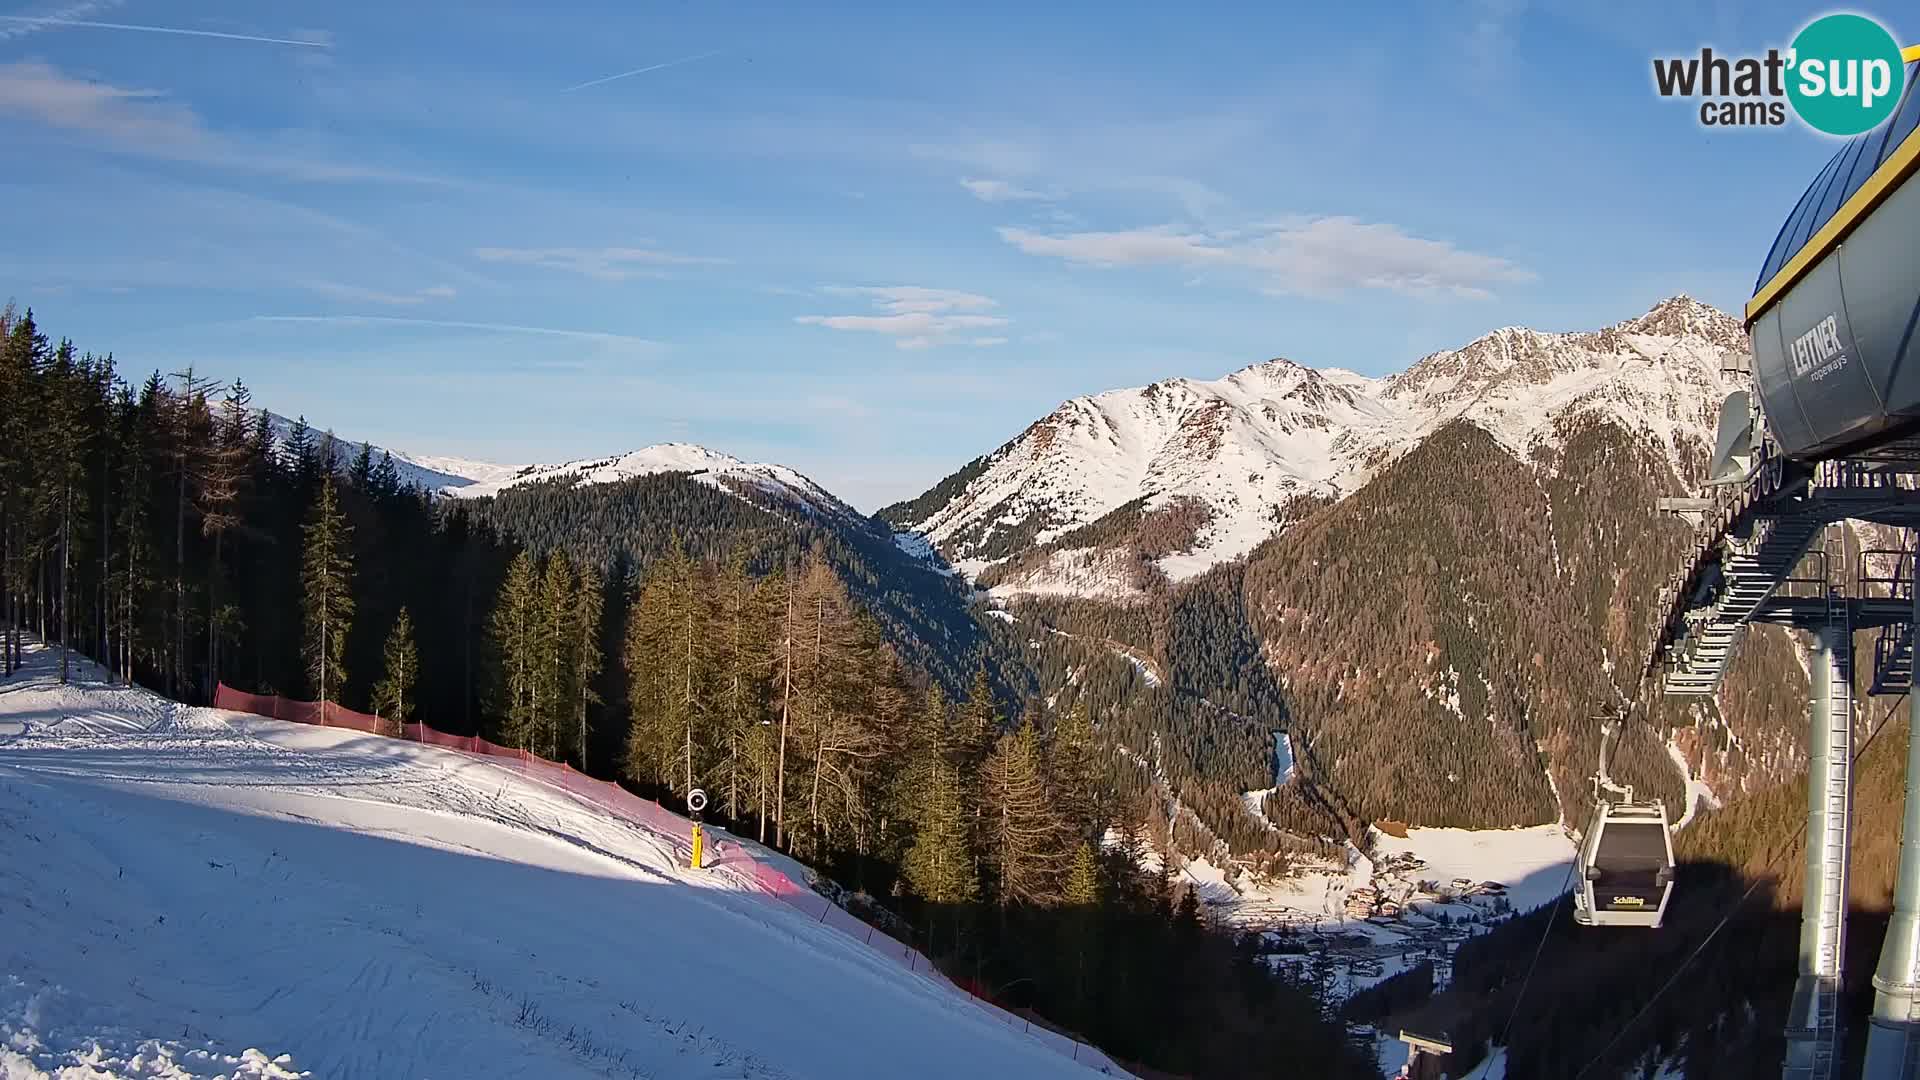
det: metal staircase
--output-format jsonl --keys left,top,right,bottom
{"left": 1663, "top": 509, "right": 1829, "bottom": 695}
{"left": 1654, "top": 457, "right": 1920, "bottom": 697}
{"left": 1867, "top": 537, "right": 1918, "bottom": 694}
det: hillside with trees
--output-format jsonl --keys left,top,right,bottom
{"left": 0, "top": 305, "right": 1378, "bottom": 1080}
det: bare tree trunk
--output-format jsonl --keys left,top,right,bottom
{"left": 100, "top": 459, "right": 110, "bottom": 670}
{"left": 683, "top": 605, "right": 694, "bottom": 796}
{"left": 59, "top": 479, "right": 70, "bottom": 683}
{"left": 174, "top": 445, "right": 184, "bottom": 700}
{"left": 776, "top": 585, "right": 792, "bottom": 849}
{"left": 728, "top": 580, "right": 741, "bottom": 821}
{"left": 207, "top": 530, "right": 221, "bottom": 697}
{"left": 319, "top": 571, "right": 328, "bottom": 712}
{"left": 809, "top": 708, "right": 828, "bottom": 847}
{"left": 2, "top": 510, "right": 12, "bottom": 676}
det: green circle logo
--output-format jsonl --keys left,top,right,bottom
{"left": 1787, "top": 14, "right": 1907, "bottom": 136}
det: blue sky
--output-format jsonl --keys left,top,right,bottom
{"left": 0, "top": 0, "right": 1901, "bottom": 508}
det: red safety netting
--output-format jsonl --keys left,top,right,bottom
{"left": 211, "top": 682, "right": 1131, "bottom": 1077}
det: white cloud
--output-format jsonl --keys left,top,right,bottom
{"left": 309, "top": 282, "right": 457, "bottom": 306}
{"left": 998, "top": 225, "right": 1226, "bottom": 268}
{"left": 472, "top": 246, "right": 725, "bottom": 281}
{"left": 799, "top": 286, "right": 1010, "bottom": 349}
{"left": 959, "top": 177, "right": 1048, "bottom": 203}
{"left": 820, "top": 285, "right": 997, "bottom": 314}
{"left": 0, "top": 61, "right": 440, "bottom": 183}
{"left": 999, "top": 217, "right": 1534, "bottom": 299}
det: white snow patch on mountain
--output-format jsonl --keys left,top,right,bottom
{"left": 1667, "top": 737, "right": 1722, "bottom": 831}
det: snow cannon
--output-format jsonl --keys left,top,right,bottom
{"left": 1745, "top": 59, "right": 1920, "bottom": 462}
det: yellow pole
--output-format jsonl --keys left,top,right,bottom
{"left": 691, "top": 823, "right": 704, "bottom": 870}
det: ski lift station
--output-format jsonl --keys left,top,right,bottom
{"left": 1647, "top": 53, "right": 1920, "bottom": 1080}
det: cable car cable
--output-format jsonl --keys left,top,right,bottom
{"left": 1490, "top": 704, "right": 1637, "bottom": 1056}
{"left": 1493, "top": 858, "right": 1579, "bottom": 1053}
{"left": 1567, "top": 690, "right": 1908, "bottom": 1080}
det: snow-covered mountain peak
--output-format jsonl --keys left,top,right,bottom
{"left": 888, "top": 296, "right": 1746, "bottom": 600}
{"left": 1619, "top": 293, "right": 1746, "bottom": 348}
{"left": 445, "top": 442, "right": 855, "bottom": 519}
{"left": 257, "top": 412, "right": 853, "bottom": 523}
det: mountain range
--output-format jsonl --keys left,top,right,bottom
{"left": 881, "top": 295, "right": 1742, "bottom": 602}
{"left": 279, "top": 295, "right": 1808, "bottom": 844}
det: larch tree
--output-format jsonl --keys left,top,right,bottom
{"left": 713, "top": 550, "right": 770, "bottom": 821}
{"left": 299, "top": 475, "right": 355, "bottom": 709}
{"left": 980, "top": 719, "right": 1068, "bottom": 907}
{"left": 372, "top": 606, "right": 418, "bottom": 734}
{"left": 623, "top": 540, "right": 704, "bottom": 794}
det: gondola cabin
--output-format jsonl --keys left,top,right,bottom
{"left": 1573, "top": 800, "right": 1676, "bottom": 928}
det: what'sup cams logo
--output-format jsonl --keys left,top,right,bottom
{"left": 1653, "top": 12, "right": 1916, "bottom": 135}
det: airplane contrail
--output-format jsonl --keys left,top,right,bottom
{"left": 560, "top": 49, "right": 723, "bottom": 93}
{"left": 0, "top": 15, "right": 329, "bottom": 47}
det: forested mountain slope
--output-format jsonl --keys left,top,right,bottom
{"left": 459, "top": 473, "right": 985, "bottom": 695}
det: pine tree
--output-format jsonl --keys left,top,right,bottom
{"left": 538, "top": 552, "right": 578, "bottom": 759}
{"left": 956, "top": 664, "right": 999, "bottom": 770}
{"left": 904, "top": 758, "right": 979, "bottom": 905}
{"left": 283, "top": 416, "right": 316, "bottom": 487}
{"left": 41, "top": 341, "right": 86, "bottom": 683}
{"left": 202, "top": 381, "right": 252, "bottom": 693}
{"left": 370, "top": 452, "right": 401, "bottom": 501}
{"left": 896, "top": 684, "right": 951, "bottom": 837}
{"left": 300, "top": 475, "right": 355, "bottom": 707}
{"left": 371, "top": 607, "right": 418, "bottom": 734}
{"left": 348, "top": 442, "right": 374, "bottom": 491}
{"left": 1048, "top": 699, "right": 1103, "bottom": 841}
{"left": 623, "top": 540, "right": 703, "bottom": 792}
{"left": 489, "top": 550, "right": 541, "bottom": 747}
{"left": 1064, "top": 841, "right": 1101, "bottom": 906}
{"left": 570, "top": 560, "right": 605, "bottom": 770}
{"left": 167, "top": 367, "right": 220, "bottom": 700}
{"left": 980, "top": 719, "right": 1069, "bottom": 907}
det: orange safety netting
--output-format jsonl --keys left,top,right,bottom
{"left": 210, "top": 683, "right": 1129, "bottom": 1076}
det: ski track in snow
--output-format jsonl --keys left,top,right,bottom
{"left": 0, "top": 644, "right": 1103, "bottom": 1080}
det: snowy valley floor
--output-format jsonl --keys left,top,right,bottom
{"left": 0, "top": 645, "right": 1099, "bottom": 1079}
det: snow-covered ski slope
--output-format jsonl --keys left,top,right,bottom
{"left": 0, "top": 645, "right": 1108, "bottom": 1079}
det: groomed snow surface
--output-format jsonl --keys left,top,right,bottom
{"left": 0, "top": 643, "right": 1105, "bottom": 1079}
